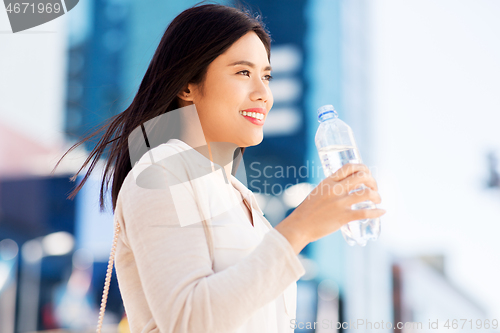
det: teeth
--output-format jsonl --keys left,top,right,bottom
{"left": 240, "top": 110, "right": 264, "bottom": 120}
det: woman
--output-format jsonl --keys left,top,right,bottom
{"left": 54, "top": 2, "right": 386, "bottom": 332}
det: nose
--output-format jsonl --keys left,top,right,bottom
{"left": 249, "top": 76, "right": 272, "bottom": 104}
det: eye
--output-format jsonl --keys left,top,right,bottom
{"left": 237, "top": 70, "right": 274, "bottom": 82}
{"left": 237, "top": 69, "right": 251, "bottom": 77}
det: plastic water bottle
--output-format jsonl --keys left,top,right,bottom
{"left": 315, "top": 104, "right": 381, "bottom": 246}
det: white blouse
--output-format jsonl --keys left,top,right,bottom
{"left": 114, "top": 138, "right": 306, "bottom": 333}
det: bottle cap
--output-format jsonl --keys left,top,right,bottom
{"left": 317, "top": 104, "right": 338, "bottom": 120}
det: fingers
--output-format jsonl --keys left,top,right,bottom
{"left": 319, "top": 163, "right": 386, "bottom": 227}
{"left": 339, "top": 170, "right": 378, "bottom": 193}
{"left": 349, "top": 208, "right": 386, "bottom": 222}
{"left": 322, "top": 163, "right": 378, "bottom": 197}
{"left": 341, "top": 186, "right": 382, "bottom": 206}
{"left": 329, "top": 163, "right": 371, "bottom": 182}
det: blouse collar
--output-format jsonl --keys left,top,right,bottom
{"left": 165, "top": 138, "right": 264, "bottom": 217}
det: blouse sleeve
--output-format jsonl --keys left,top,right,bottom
{"left": 116, "top": 163, "right": 306, "bottom": 333}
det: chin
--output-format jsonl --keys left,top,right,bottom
{"left": 241, "top": 134, "right": 264, "bottom": 148}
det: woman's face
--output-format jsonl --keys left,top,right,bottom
{"left": 180, "top": 31, "right": 274, "bottom": 148}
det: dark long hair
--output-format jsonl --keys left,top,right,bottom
{"left": 52, "top": 1, "right": 272, "bottom": 213}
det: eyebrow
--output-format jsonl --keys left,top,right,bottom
{"left": 228, "top": 60, "right": 272, "bottom": 71}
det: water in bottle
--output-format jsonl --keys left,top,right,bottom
{"left": 315, "top": 104, "right": 381, "bottom": 246}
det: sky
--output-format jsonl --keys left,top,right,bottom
{"left": 0, "top": 6, "right": 67, "bottom": 147}
{"left": 370, "top": 0, "right": 500, "bottom": 319}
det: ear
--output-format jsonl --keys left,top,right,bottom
{"left": 177, "top": 83, "right": 196, "bottom": 102}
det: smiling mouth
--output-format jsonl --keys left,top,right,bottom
{"left": 239, "top": 110, "right": 264, "bottom": 120}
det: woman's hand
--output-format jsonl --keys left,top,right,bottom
{"left": 275, "top": 163, "right": 386, "bottom": 255}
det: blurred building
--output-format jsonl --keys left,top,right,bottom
{"left": 393, "top": 256, "right": 488, "bottom": 333}
{"left": 64, "top": 0, "right": 129, "bottom": 149}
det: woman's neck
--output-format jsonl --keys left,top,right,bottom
{"left": 178, "top": 133, "right": 238, "bottom": 182}
{"left": 206, "top": 141, "right": 238, "bottom": 181}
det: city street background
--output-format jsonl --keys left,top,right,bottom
{"left": 1, "top": 0, "right": 500, "bottom": 332}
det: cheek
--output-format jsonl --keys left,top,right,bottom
{"left": 211, "top": 75, "right": 238, "bottom": 97}
{"left": 201, "top": 106, "right": 237, "bottom": 134}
